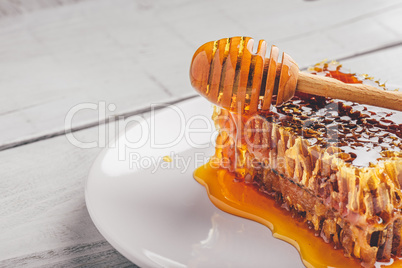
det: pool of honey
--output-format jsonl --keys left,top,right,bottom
{"left": 194, "top": 163, "right": 402, "bottom": 268}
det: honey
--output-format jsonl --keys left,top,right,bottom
{"left": 190, "top": 36, "right": 299, "bottom": 112}
{"left": 190, "top": 37, "right": 402, "bottom": 114}
{"left": 271, "top": 61, "right": 401, "bottom": 167}
{"left": 163, "top": 155, "right": 172, "bottom": 162}
{"left": 193, "top": 61, "right": 402, "bottom": 267}
{"left": 194, "top": 164, "right": 402, "bottom": 267}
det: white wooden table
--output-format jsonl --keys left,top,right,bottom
{"left": 1, "top": 0, "right": 402, "bottom": 267}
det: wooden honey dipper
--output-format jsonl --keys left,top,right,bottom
{"left": 189, "top": 36, "right": 402, "bottom": 113}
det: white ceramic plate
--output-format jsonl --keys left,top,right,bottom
{"left": 85, "top": 97, "right": 305, "bottom": 268}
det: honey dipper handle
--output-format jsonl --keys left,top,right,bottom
{"left": 297, "top": 72, "right": 402, "bottom": 111}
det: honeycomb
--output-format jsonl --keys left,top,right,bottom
{"left": 212, "top": 61, "right": 402, "bottom": 267}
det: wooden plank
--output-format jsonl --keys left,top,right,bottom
{"left": 0, "top": 121, "right": 137, "bottom": 266}
{"left": 0, "top": 241, "right": 137, "bottom": 268}
{"left": 0, "top": 0, "right": 92, "bottom": 17}
{"left": 1, "top": 0, "right": 402, "bottom": 151}
{"left": 2, "top": 1, "right": 402, "bottom": 266}
{"left": 0, "top": 42, "right": 401, "bottom": 264}
{"left": 340, "top": 44, "right": 402, "bottom": 88}
{"left": 277, "top": 5, "right": 402, "bottom": 69}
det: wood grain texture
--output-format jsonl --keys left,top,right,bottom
{"left": 297, "top": 72, "right": 402, "bottom": 111}
{"left": 2, "top": 0, "right": 402, "bottom": 267}
{"left": 0, "top": 0, "right": 402, "bottom": 151}
{"left": 1, "top": 241, "right": 136, "bottom": 268}
{"left": 341, "top": 44, "right": 402, "bottom": 88}
{"left": 0, "top": 123, "right": 137, "bottom": 267}
{"left": 0, "top": 0, "right": 92, "bottom": 17}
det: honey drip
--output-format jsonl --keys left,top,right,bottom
{"left": 194, "top": 164, "right": 402, "bottom": 268}
{"left": 190, "top": 37, "right": 402, "bottom": 113}
{"left": 194, "top": 61, "right": 402, "bottom": 267}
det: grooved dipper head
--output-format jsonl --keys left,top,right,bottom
{"left": 190, "top": 36, "right": 299, "bottom": 114}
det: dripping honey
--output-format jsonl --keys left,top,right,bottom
{"left": 194, "top": 164, "right": 402, "bottom": 268}
{"left": 194, "top": 61, "right": 402, "bottom": 267}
